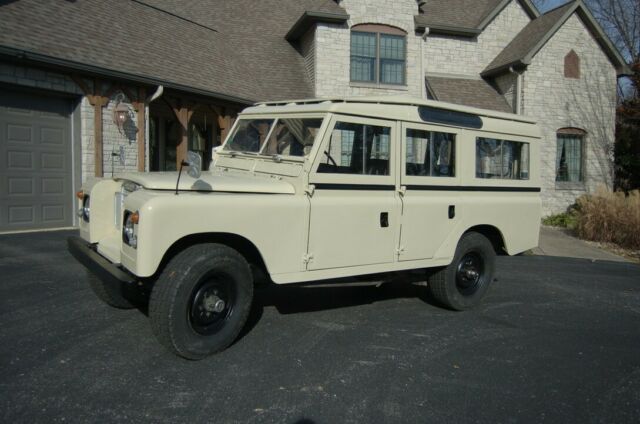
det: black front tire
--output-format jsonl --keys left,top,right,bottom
{"left": 149, "top": 243, "right": 253, "bottom": 360}
{"left": 428, "top": 232, "right": 496, "bottom": 311}
{"left": 87, "top": 272, "right": 135, "bottom": 309}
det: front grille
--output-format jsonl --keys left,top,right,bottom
{"left": 114, "top": 192, "right": 125, "bottom": 229}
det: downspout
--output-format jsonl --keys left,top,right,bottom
{"left": 144, "top": 85, "right": 164, "bottom": 171}
{"left": 420, "top": 28, "right": 430, "bottom": 99}
{"left": 509, "top": 67, "right": 522, "bottom": 115}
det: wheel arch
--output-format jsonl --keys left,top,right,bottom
{"left": 463, "top": 225, "right": 507, "bottom": 255}
{"left": 155, "top": 232, "right": 270, "bottom": 280}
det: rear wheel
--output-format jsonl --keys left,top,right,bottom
{"left": 87, "top": 272, "right": 135, "bottom": 309}
{"left": 149, "top": 243, "right": 253, "bottom": 360}
{"left": 428, "top": 232, "right": 496, "bottom": 310}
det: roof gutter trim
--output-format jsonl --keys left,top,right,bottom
{"left": 415, "top": 19, "right": 481, "bottom": 37}
{"left": 285, "top": 11, "right": 350, "bottom": 41}
{"left": 0, "top": 46, "right": 254, "bottom": 105}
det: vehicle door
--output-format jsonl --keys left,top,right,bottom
{"left": 398, "top": 122, "right": 461, "bottom": 261}
{"left": 306, "top": 114, "right": 401, "bottom": 271}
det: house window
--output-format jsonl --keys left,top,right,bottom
{"left": 556, "top": 129, "right": 585, "bottom": 182}
{"left": 350, "top": 25, "right": 406, "bottom": 85}
{"left": 564, "top": 50, "right": 580, "bottom": 79}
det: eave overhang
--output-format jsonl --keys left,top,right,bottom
{"left": 0, "top": 46, "right": 255, "bottom": 105}
{"left": 286, "top": 11, "right": 350, "bottom": 42}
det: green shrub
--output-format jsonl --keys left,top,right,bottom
{"left": 542, "top": 212, "right": 578, "bottom": 229}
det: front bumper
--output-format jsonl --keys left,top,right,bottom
{"left": 67, "top": 236, "right": 136, "bottom": 285}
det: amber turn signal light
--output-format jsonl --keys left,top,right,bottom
{"left": 130, "top": 211, "right": 140, "bottom": 225}
{"left": 76, "top": 190, "right": 84, "bottom": 200}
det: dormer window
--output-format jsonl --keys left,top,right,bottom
{"left": 350, "top": 24, "right": 406, "bottom": 85}
{"left": 564, "top": 50, "right": 580, "bottom": 79}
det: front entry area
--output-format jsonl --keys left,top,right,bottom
{"left": 0, "top": 90, "right": 75, "bottom": 232}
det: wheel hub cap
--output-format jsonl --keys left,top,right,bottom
{"left": 204, "top": 294, "right": 226, "bottom": 313}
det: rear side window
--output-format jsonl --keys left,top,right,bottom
{"left": 405, "top": 129, "right": 455, "bottom": 177}
{"left": 476, "top": 137, "right": 530, "bottom": 180}
{"left": 318, "top": 121, "right": 391, "bottom": 175}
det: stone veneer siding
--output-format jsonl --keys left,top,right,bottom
{"left": 523, "top": 13, "right": 617, "bottom": 216}
{"left": 0, "top": 62, "right": 143, "bottom": 183}
{"left": 314, "top": 0, "right": 423, "bottom": 98}
{"left": 300, "top": 28, "right": 316, "bottom": 89}
{"left": 424, "top": 1, "right": 531, "bottom": 76}
{"left": 493, "top": 72, "right": 518, "bottom": 112}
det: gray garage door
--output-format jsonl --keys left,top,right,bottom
{"left": 0, "top": 91, "right": 73, "bottom": 232}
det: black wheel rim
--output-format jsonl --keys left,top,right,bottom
{"left": 188, "top": 274, "right": 235, "bottom": 335}
{"left": 455, "top": 252, "right": 485, "bottom": 296}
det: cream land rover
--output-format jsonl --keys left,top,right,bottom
{"left": 68, "top": 97, "right": 541, "bottom": 359}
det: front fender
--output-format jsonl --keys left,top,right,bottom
{"left": 120, "top": 191, "right": 309, "bottom": 278}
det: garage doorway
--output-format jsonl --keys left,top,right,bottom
{"left": 0, "top": 89, "right": 77, "bottom": 232}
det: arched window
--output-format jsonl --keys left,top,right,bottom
{"left": 564, "top": 50, "right": 580, "bottom": 79}
{"left": 350, "top": 24, "right": 407, "bottom": 85}
{"left": 556, "top": 128, "right": 586, "bottom": 183}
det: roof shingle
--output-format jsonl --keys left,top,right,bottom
{"left": 483, "top": 1, "right": 574, "bottom": 75}
{"left": 426, "top": 75, "right": 513, "bottom": 113}
{"left": 0, "top": 0, "right": 347, "bottom": 102}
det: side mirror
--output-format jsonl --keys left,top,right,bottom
{"left": 185, "top": 151, "right": 202, "bottom": 179}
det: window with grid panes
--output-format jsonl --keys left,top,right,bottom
{"left": 350, "top": 26, "right": 406, "bottom": 85}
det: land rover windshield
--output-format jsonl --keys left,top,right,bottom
{"left": 223, "top": 117, "right": 324, "bottom": 157}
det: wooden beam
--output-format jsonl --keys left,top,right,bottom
{"left": 94, "top": 98, "right": 104, "bottom": 177}
{"left": 218, "top": 113, "right": 233, "bottom": 143}
{"left": 134, "top": 87, "right": 146, "bottom": 172}
{"left": 175, "top": 104, "right": 188, "bottom": 169}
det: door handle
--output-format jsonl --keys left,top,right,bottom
{"left": 380, "top": 212, "right": 389, "bottom": 228}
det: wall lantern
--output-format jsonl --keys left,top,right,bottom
{"left": 112, "top": 93, "right": 131, "bottom": 135}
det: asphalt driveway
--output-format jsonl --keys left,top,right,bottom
{"left": 1, "top": 230, "right": 639, "bottom": 423}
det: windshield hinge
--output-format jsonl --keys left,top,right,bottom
{"left": 302, "top": 253, "right": 314, "bottom": 265}
{"left": 398, "top": 186, "right": 407, "bottom": 197}
{"left": 305, "top": 184, "right": 316, "bottom": 198}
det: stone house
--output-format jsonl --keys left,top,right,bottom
{"left": 0, "top": 0, "right": 630, "bottom": 232}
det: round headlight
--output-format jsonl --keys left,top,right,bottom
{"left": 123, "top": 211, "right": 138, "bottom": 248}
{"left": 77, "top": 196, "right": 90, "bottom": 222}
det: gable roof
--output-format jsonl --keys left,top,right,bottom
{"left": 483, "top": 0, "right": 631, "bottom": 76}
{"left": 0, "top": 0, "right": 347, "bottom": 103}
{"left": 416, "top": 0, "right": 539, "bottom": 36}
{"left": 425, "top": 75, "right": 513, "bottom": 113}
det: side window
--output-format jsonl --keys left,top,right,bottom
{"left": 405, "top": 129, "right": 455, "bottom": 177}
{"left": 476, "top": 137, "right": 530, "bottom": 180}
{"left": 319, "top": 121, "right": 391, "bottom": 175}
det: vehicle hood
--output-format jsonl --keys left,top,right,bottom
{"left": 115, "top": 171, "right": 295, "bottom": 194}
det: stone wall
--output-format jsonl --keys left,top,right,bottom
{"left": 300, "top": 27, "right": 316, "bottom": 89}
{"left": 493, "top": 72, "right": 518, "bottom": 112}
{"left": 314, "top": 0, "right": 423, "bottom": 98}
{"left": 523, "top": 14, "right": 617, "bottom": 216}
{"left": 423, "top": 1, "right": 531, "bottom": 76}
{"left": 101, "top": 89, "right": 141, "bottom": 177}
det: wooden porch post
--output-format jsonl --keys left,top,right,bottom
{"left": 133, "top": 87, "right": 146, "bottom": 172}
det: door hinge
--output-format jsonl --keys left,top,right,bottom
{"left": 396, "top": 246, "right": 405, "bottom": 257}
{"left": 302, "top": 253, "right": 314, "bottom": 265}
{"left": 398, "top": 186, "right": 407, "bottom": 197}
{"left": 305, "top": 184, "right": 315, "bottom": 198}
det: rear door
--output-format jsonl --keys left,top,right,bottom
{"left": 398, "top": 122, "right": 461, "bottom": 261}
